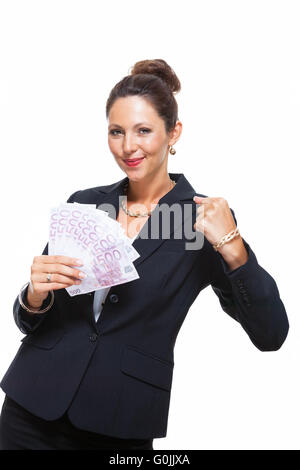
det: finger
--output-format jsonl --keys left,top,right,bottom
{"left": 193, "top": 222, "right": 203, "bottom": 232}
{"left": 193, "top": 196, "right": 209, "bottom": 204}
{"left": 32, "top": 272, "right": 82, "bottom": 285}
{"left": 196, "top": 204, "right": 205, "bottom": 215}
{"left": 33, "top": 282, "right": 77, "bottom": 293}
{"left": 36, "top": 255, "right": 83, "bottom": 266}
{"left": 34, "top": 263, "right": 86, "bottom": 280}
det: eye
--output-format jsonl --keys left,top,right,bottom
{"left": 109, "top": 128, "right": 151, "bottom": 136}
{"left": 109, "top": 129, "right": 122, "bottom": 136}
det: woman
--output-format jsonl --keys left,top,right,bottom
{"left": 0, "top": 59, "right": 289, "bottom": 450}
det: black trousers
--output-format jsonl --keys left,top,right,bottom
{"left": 0, "top": 395, "right": 153, "bottom": 450}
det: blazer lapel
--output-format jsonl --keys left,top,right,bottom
{"left": 94, "top": 172, "right": 198, "bottom": 269}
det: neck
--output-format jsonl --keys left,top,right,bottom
{"left": 126, "top": 172, "right": 174, "bottom": 205}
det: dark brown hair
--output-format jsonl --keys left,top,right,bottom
{"left": 106, "top": 59, "right": 181, "bottom": 134}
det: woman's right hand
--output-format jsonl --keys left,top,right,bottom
{"left": 26, "top": 255, "right": 86, "bottom": 309}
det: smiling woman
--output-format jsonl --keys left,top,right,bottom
{"left": 0, "top": 58, "right": 289, "bottom": 450}
{"left": 105, "top": 59, "right": 182, "bottom": 211}
{"left": 104, "top": 59, "right": 184, "bottom": 240}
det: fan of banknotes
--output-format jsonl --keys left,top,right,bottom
{"left": 48, "top": 202, "right": 140, "bottom": 296}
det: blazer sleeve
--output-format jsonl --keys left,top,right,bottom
{"left": 13, "top": 190, "right": 81, "bottom": 335}
{"left": 209, "top": 208, "right": 289, "bottom": 352}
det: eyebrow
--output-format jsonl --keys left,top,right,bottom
{"left": 108, "top": 122, "right": 151, "bottom": 129}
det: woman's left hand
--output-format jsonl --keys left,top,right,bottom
{"left": 193, "top": 196, "right": 237, "bottom": 247}
{"left": 193, "top": 195, "right": 248, "bottom": 270}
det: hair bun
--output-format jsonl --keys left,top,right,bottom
{"left": 129, "top": 59, "right": 181, "bottom": 94}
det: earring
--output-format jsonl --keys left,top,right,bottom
{"left": 169, "top": 146, "right": 176, "bottom": 155}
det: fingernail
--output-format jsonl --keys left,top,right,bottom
{"left": 75, "top": 280, "right": 81, "bottom": 285}
{"left": 75, "top": 259, "right": 84, "bottom": 265}
{"left": 78, "top": 272, "right": 87, "bottom": 279}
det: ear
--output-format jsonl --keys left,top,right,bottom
{"left": 168, "top": 120, "right": 183, "bottom": 146}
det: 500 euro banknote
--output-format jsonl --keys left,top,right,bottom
{"left": 49, "top": 202, "right": 140, "bottom": 296}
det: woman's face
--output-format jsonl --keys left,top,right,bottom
{"left": 108, "top": 95, "right": 175, "bottom": 181}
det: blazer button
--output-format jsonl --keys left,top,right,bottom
{"left": 109, "top": 293, "right": 119, "bottom": 304}
{"left": 89, "top": 333, "right": 98, "bottom": 342}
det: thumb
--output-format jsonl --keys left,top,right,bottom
{"left": 193, "top": 195, "right": 205, "bottom": 204}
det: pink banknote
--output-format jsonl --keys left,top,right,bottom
{"left": 48, "top": 202, "right": 140, "bottom": 296}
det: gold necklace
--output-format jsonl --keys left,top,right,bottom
{"left": 121, "top": 179, "right": 176, "bottom": 218}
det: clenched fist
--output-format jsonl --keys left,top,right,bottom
{"left": 193, "top": 195, "right": 248, "bottom": 271}
{"left": 193, "top": 196, "right": 237, "bottom": 247}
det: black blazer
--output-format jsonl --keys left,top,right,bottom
{"left": 0, "top": 173, "right": 289, "bottom": 440}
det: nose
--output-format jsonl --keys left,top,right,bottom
{"left": 123, "top": 132, "right": 138, "bottom": 155}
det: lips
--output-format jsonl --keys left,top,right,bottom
{"left": 123, "top": 156, "right": 145, "bottom": 167}
{"left": 124, "top": 157, "right": 145, "bottom": 163}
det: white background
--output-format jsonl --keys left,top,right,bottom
{"left": 0, "top": 0, "right": 299, "bottom": 450}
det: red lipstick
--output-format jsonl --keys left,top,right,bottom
{"left": 124, "top": 157, "right": 145, "bottom": 167}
